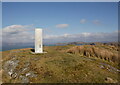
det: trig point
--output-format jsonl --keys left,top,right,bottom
{"left": 35, "top": 28, "right": 43, "bottom": 53}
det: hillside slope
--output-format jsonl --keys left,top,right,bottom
{"left": 2, "top": 45, "right": 119, "bottom": 83}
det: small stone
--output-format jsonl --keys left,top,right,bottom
{"left": 21, "top": 67, "right": 30, "bottom": 72}
{"left": 19, "top": 75, "right": 29, "bottom": 83}
{"left": 11, "top": 72, "right": 18, "bottom": 79}
{"left": 25, "top": 71, "right": 37, "bottom": 78}
{"left": 105, "top": 77, "right": 118, "bottom": 83}
{"left": 99, "top": 65, "right": 105, "bottom": 69}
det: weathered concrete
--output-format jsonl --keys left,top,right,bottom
{"left": 35, "top": 28, "right": 43, "bottom": 53}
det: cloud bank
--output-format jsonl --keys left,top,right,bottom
{"left": 1, "top": 24, "right": 118, "bottom": 50}
{"left": 2, "top": 25, "right": 34, "bottom": 45}
{"left": 44, "top": 31, "right": 118, "bottom": 44}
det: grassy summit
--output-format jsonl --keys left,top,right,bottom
{"left": 2, "top": 44, "right": 119, "bottom": 83}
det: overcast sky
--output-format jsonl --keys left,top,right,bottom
{"left": 1, "top": 2, "right": 119, "bottom": 50}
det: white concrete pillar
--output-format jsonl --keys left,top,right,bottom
{"left": 35, "top": 28, "right": 43, "bottom": 53}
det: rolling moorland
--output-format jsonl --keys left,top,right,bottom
{"left": 1, "top": 42, "right": 120, "bottom": 83}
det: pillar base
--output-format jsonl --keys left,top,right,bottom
{"left": 30, "top": 51, "right": 47, "bottom": 54}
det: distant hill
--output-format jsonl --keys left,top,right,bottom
{"left": 1, "top": 43, "right": 119, "bottom": 83}
{"left": 56, "top": 41, "right": 119, "bottom": 46}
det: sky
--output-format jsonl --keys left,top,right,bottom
{"left": 1, "top": 2, "right": 119, "bottom": 50}
{"left": 2, "top": 0, "right": 120, "bottom": 2}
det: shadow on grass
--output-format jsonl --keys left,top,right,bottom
{"left": 31, "top": 49, "right": 35, "bottom": 52}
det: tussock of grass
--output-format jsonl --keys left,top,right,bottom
{"left": 66, "top": 45, "right": 119, "bottom": 63}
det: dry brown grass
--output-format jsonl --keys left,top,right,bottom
{"left": 66, "top": 45, "right": 119, "bottom": 63}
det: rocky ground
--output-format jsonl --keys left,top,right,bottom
{"left": 1, "top": 45, "right": 120, "bottom": 83}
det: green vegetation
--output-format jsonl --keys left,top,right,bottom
{"left": 2, "top": 44, "right": 119, "bottom": 83}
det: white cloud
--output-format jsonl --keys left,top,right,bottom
{"left": 80, "top": 19, "right": 86, "bottom": 24}
{"left": 1, "top": 24, "right": 118, "bottom": 48}
{"left": 44, "top": 34, "right": 59, "bottom": 39}
{"left": 2, "top": 25, "right": 34, "bottom": 45}
{"left": 93, "top": 20, "right": 101, "bottom": 25}
{"left": 44, "top": 31, "right": 118, "bottom": 44}
{"left": 115, "top": 30, "right": 120, "bottom": 33}
{"left": 55, "top": 24, "right": 69, "bottom": 28}
{"left": 3, "top": 25, "right": 26, "bottom": 34}
{"left": 81, "top": 32, "right": 91, "bottom": 37}
{"left": 63, "top": 33, "right": 70, "bottom": 37}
